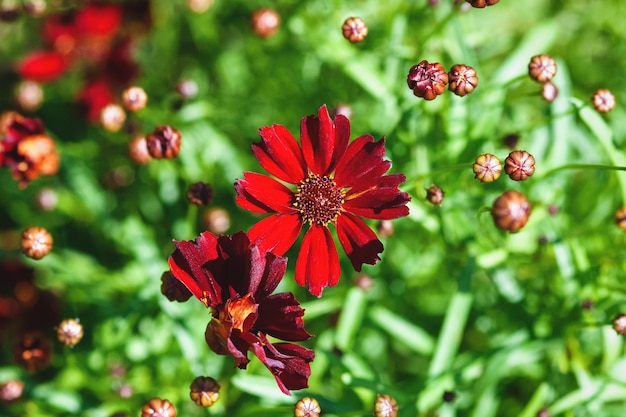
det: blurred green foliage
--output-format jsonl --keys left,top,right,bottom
{"left": 1, "top": 0, "right": 626, "bottom": 416}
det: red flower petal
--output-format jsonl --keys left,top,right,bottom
{"left": 294, "top": 224, "right": 340, "bottom": 297}
{"left": 248, "top": 213, "right": 303, "bottom": 256}
{"left": 256, "top": 292, "right": 312, "bottom": 341}
{"left": 254, "top": 124, "right": 307, "bottom": 184}
{"left": 334, "top": 135, "right": 391, "bottom": 188}
{"left": 344, "top": 173, "right": 411, "bottom": 219}
{"left": 336, "top": 213, "right": 384, "bottom": 271}
{"left": 246, "top": 243, "right": 287, "bottom": 301}
{"left": 18, "top": 52, "right": 67, "bottom": 83}
{"left": 235, "top": 172, "right": 295, "bottom": 214}
{"left": 300, "top": 105, "right": 348, "bottom": 176}
{"left": 77, "top": 80, "right": 115, "bottom": 123}
{"left": 75, "top": 4, "right": 122, "bottom": 36}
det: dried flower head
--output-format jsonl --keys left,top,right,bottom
{"left": 251, "top": 8, "right": 280, "bottom": 38}
{"left": 128, "top": 135, "right": 152, "bottom": 165}
{"left": 146, "top": 125, "right": 182, "bottom": 159}
{"left": 615, "top": 206, "right": 626, "bottom": 231}
{"left": 57, "top": 318, "right": 84, "bottom": 347}
{"left": 374, "top": 394, "right": 398, "bottom": 417}
{"left": 465, "top": 0, "right": 500, "bottom": 7}
{"left": 294, "top": 397, "right": 321, "bottom": 417}
{"left": 504, "top": 150, "right": 535, "bottom": 181}
{"left": 592, "top": 88, "right": 616, "bottom": 113}
{"left": 100, "top": 104, "right": 126, "bottom": 132}
{"left": 187, "top": 182, "right": 214, "bottom": 206}
{"left": 426, "top": 184, "right": 444, "bottom": 206}
{"left": 473, "top": 153, "right": 501, "bottom": 182}
{"left": 542, "top": 82, "right": 558, "bottom": 102}
{"left": 528, "top": 54, "right": 557, "bottom": 83}
{"left": 342, "top": 17, "right": 368, "bottom": 43}
{"left": 14, "top": 332, "right": 52, "bottom": 372}
{"left": 141, "top": 398, "right": 177, "bottom": 417}
{"left": 189, "top": 376, "right": 220, "bottom": 407}
{"left": 160, "top": 271, "right": 192, "bottom": 302}
{"left": 448, "top": 64, "right": 478, "bottom": 97}
{"left": 491, "top": 190, "right": 531, "bottom": 232}
{"left": 407, "top": 60, "right": 448, "bottom": 100}
{"left": 21, "top": 226, "right": 53, "bottom": 260}
{"left": 121, "top": 86, "right": 148, "bottom": 112}
{"left": 15, "top": 80, "right": 44, "bottom": 112}
{"left": 0, "top": 379, "right": 24, "bottom": 403}
{"left": 613, "top": 313, "right": 626, "bottom": 336}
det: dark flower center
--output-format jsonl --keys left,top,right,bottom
{"left": 294, "top": 174, "right": 344, "bottom": 225}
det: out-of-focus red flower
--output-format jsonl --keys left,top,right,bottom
{"left": 168, "top": 231, "right": 314, "bottom": 395}
{"left": 235, "top": 105, "right": 410, "bottom": 296}
{"left": 77, "top": 79, "right": 117, "bottom": 123}
{"left": 18, "top": 51, "right": 68, "bottom": 83}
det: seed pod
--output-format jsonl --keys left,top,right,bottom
{"left": 615, "top": 206, "right": 626, "bottom": 231}
{"left": 342, "top": 17, "right": 368, "bottom": 43}
{"left": 374, "top": 394, "right": 398, "bottom": 417}
{"left": 541, "top": 82, "right": 558, "bottom": 102}
{"left": 14, "top": 332, "right": 52, "bottom": 372}
{"left": 294, "top": 397, "right": 321, "bottom": 417}
{"left": 528, "top": 54, "right": 557, "bottom": 83}
{"left": 176, "top": 79, "right": 199, "bottom": 99}
{"left": 442, "top": 390, "right": 456, "bottom": 403}
{"left": 189, "top": 376, "right": 220, "bottom": 407}
{"left": 407, "top": 60, "right": 448, "bottom": 100}
{"left": 592, "top": 88, "right": 616, "bottom": 113}
{"left": 128, "top": 135, "right": 152, "bottom": 165}
{"left": 15, "top": 80, "right": 44, "bottom": 112}
{"left": 21, "top": 226, "right": 53, "bottom": 260}
{"left": 504, "top": 150, "right": 535, "bottom": 181}
{"left": 36, "top": 188, "right": 58, "bottom": 211}
{"left": 502, "top": 133, "right": 520, "bottom": 149}
{"left": 141, "top": 398, "right": 177, "bottom": 417}
{"left": 376, "top": 220, "right": 394, "bottom": 238}
{"left": 202, "top": 207, "right": 230, "bottom": 234}
{"left": 160, "top": 271, "right": 192, "bottom": 302}
{"left": 57, "top": 318, "right": 84, "bottom": 347}
{"left": 613, "top": 313, "right": 626, "bottom": 336}
{"left": 426, "top": 184, "right": 444, "bottom": 206}
{"left": 146, "top": 125, "right": 182, "bottom": 159}
{"left": 100, "top": 104, "right": 127, "bottom": 132}
{"left": 473, "top": 153, "right": 501, "bottom": 182}
{"left": 121, "top": 86, "right": 148, "bottom": 112}
{"left": 251, "top": 8, "right": 280, "bottom": 38}
{"left": 0, "top": 379, "right": 24, "bottom": 403}
{"left": 465, "top": 0, "right": 500, "bottom": 7}
{"left": 187, "top": 182, "right": 214, "bottom": 206}
{"left": 448, "top": 64, "right": 478, "bottom": 97}
{"left": 491, "top": 190, "right": 531, "bottom": 232}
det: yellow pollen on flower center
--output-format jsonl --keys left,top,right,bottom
{"left": 293, "top": 174, "right": 345, "bottom": 225}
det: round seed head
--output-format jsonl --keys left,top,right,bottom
{"left": 146, "top": 125, "right": 182, "bottom": 159}
{"left": 128, "top": 135, "right": 152, "bottom": 165}
{"left": 528, "top": 54, "right": 557, "bottom": 83}
{"left": 14, "top": 332, "right": 52, "bottom": 372}
{"left": 592, "top": 88, "right": 616, "bottom": 113}
{"left": 100, "top": 104, "right": 126, "bottom": 132}
{"left": 407, "top": 60, "right": 448, "bottom": 100}
{"left": 189, "top": 376, "right": 220, "bottom": 407}
{"left": 504, "top": 150, "right": 535, "bottom": 181}
{"left": 187, "top": 182, "right": 214, "bottom": 206}
{"left": 141, "top": 398, "right": 177, "bottom": 417}
{"left": 57, "top": 318, "right": 84, "bottom": 347}
{"left": 0, "top": 379, "right": 24, "bottom": 403}
{"left": 376, "top": 220, "right": 394, "bottom": 238}
{"left": 294, "top": 397, "right": 321, "bottom": 417}
{"left": 613, "top": 313, "right": 626, "bottom": 336}
{"left": 491, "top": 190, "right": 532, "bottom": 232}
{"left": 342, "top": 17, "right": 368, "bottom": 43}
{"left": 15, "top": 80, "right": 44, "bottom": 112}
{"left": 374, "top": 394, "right": 398, "bottom": 417}
{"left": 448, "top": 64, "right": 478, "bottom": 97}
{"left": 121, "top": 86, "right": 148, "bottom": 112}
{"left": 202, "top": 207, "right": 230, "bottom": 234}
{"left": 426, "top": 184, "right": 444, "bottom": 206}
{"left": 160, "top": 271, "right": 192, "bottom": 302}
{"left": 251, "top": 8, "right": 280, "bottom": 38}
{"left": 21, "top": 226, "right": 53, "bottom": 260}
{"left": 541, "top": 82, "right": 558, "bottom": 102}
{"left": 473, "top": 153, "right": 501, "bottom": 182}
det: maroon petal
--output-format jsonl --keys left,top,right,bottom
{"left": 256, "top": 292, "right": 312, "bottom": 341}
{"left": 294, "top": 224, "right": 340, "bottom": 297}
{"left": 344, "top": 174, "right": 411, "bottom": 219}
{"left": 18, "top": 52, "right": 67, "bottom": 83}
{"left": 300, "top": 105, "right": 342, "bottom": 176}
{"left": 254, "top": 250, "right": 288, "bottom": 301}
{"left": 327, "top": 112, "right": 350, "bottom": 174}
{"left": 333, "top": 135, "right": 392, "bottom": 188}
{"left": 248, "top": 213, "right": 303, "bottom": 256}
{"left": 168, "top": 231, "right": 221, "bottom": 306}
{"left": 336, "top": 213, "right": 384, "bottom": 271}
{"left": 254, "top": 124, "right": 307, "bottom": 184}
{"left": 235, "top": 172, "right": 296, "bottom": 214}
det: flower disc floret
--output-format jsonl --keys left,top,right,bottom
{"left": 294, "top": 174, "right": 344, "bottom": 225}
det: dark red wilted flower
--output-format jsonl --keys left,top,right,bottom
{"left": 235, "top": 105, "right": 410, "bottom": 297}
{"left": 168, "top": 231, "right": 314, "bottom": 395}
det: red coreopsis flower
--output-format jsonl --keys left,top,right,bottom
{"left": 235, "top": 105, "right": 410, "bottom": 297}
{"left": 168, "top": 231, "right": 314, "bottom": 395}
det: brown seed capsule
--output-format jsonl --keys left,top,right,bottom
{"left": 504, "top": 150, "right": 535, "bottom": 181}
{"left": 491, "top": 190, "right": 531, "bottom": 233}
{"left": 448, "top": 64, "right": 478, "bottom": 97}
{"left": 251, "top": 8, "right": 280, "bottom": 38}
{"left": 376, "top": 220, "right": 394, "bottom": 238}
{"left": 202, "top": 207, "right": 230, "bottom": 234}
{"left": 0, "top": 379, "right": 24, "bottom": 403}
{"left": 128, "top": 135, "right": 153, "bottom": 165}
{"left": 190, "top": 376, "right": 220, "bottom": 407}
{"left": 613, "top": 313, "right": 626, "bottom": 336}
{"left": 57, "top": 318, "right": 84, "bottom": 347}
{"left": 542, "top": 82, "right": 558, "bottom": 102}
{"left": 141, "top": 398, "right": 177, "bottom": 417}
{"left": 407, "top": 61, "right": 448, "bottom": 100}
{"left": 592, "top": 88, "right": 616, "bottom": 113}
{"left": 146, "top": 125, "right": 182, "bottom": 159}
{"left": 15, "top": 80, "right": 44, "bottom": 112}
{"left": 161, "top": 271, "right": 192, "bottom": 302}
{"left": 426, "top": 184, "right": 444, "bottom": 206}
{"left": 374, "top": 394, "right": 398, "bottom": 417}
{"left": 100, "top": 104, "right": 127, "bottom": 132}
{"left": 14, "top": 332, "right": 52, "bottom": 372}
{"left": 473, "top": 153, "right": 501, "bottom": 182}
{"left": 21, "top": 226, "right": 53, "bottom": 260}
{"left": 615, "top": 206, "right": 626, "bottom": 231}
{"left": 121, "top": 86, "right": 148, "bottom": 112}
{"left": 294, "top": 397, "right": 321, "bottom": 417}
{"left": 528, "top": 54, "right": 557, "bottom": 83}
{"left": 342, "top": 17, "right": 368, "bottom": 43}
{"left": 187, "top": 182, "right": 214, "bottom": 206}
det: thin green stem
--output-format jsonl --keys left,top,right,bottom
{"left": 538, "top": 163, "right": 626, "bottom": 180}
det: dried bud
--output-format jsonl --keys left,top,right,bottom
{"left": 128, "top": 135, "right": 152, "bottom": 165}
{"left": 528, "top": 54, "right": 557, "bottom": 83}
{"left": 504, "top": 150, "right": 535, "bottom": 181}
{"left": 491, "top": 190, "right": 531, "bottom": 232}
{"left": 426, "top": 184, "right": 444, "bottom": 206}
{"left": 251, "top": 8, "right": 280, "bottom": 38}
{"left": 448, "top": 64, "right": 478, "bottom": 97}
{"left": 294, "top": 397, "right": 321, "bottom": 417}
{"left": 161, "top": 271, "right": 192, "bottom": 302}
{"left": 14, "top": 332, "right": 52, "bottom": 372}
{"left": 342, "top": 17, "right": 368, "bottom": 43}
{"left": 592, "top": 88, "right": 616, "bottom": 113}
{"left": 465, "top": 0, "right": 500, "bottom": 7}
{"left": 542, "top": 82, "right": 558, "bottom": 102}
{"left": 121, "top": 86, "right": 148, "bottom": 112}
{"left": 146, "top": 125, "right": 182, "bottom": 159}
{"left": 186, "top": 0, "right": 214, "bottom": 13}
{"left": 442, "top": 390, "right": 456, "bottom": 403}
{"left": 473, "top": 153, "right": 501, "bottom": 182}
{"left": 21, "top": 226, "right": 53, "bottom": 260}
{"left": 202, "top": 207, "right": 230, "bottom": 234}
{"left": 502, "top": 133, "right": 520, "bottom": 149}
{"left": 187, "top": 182, "right": 214, "bottom": 206}
{"left": 176, "top": 80, "right": 199, "bottom": 99}
{"left": 100, "top": 104, "right": 127, "bottom": 132}
{"left": 57, "top": 318, "right": 84, "bottom": 347}
{"left": 0, "top": 380, "right": 24, "bottom": 403}
{"left": 36, "top": 188, "right": 58, "bottom": 211}
{"left": 15, "top": 80, "right": 44, "bottom": 112}
{"left": 407, "top": 60, "right": 448, "bottom": 100}
{"left": 376, "top": 220, "right": 394, "bottom": 238}
{"left": 189, "top": 376, "right": 220, "bottom": 407}
{"left": 374, "top": 394, "right": 398, "bottom": 417}
{"left": 613, "top": 313, "right": 626, "bottom": 335}
{"left": 141, "top": 398, "right": 177, "bottom": 417}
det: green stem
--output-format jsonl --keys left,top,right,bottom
{"left": 538, "top": 163, "right": 626, "bottom": 180}
{"left": 408, "top": 162, "right": 474, "bottom": 184}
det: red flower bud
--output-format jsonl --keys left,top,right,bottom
{"left": 407, "top": 60, "right": 448, "bottom": 100}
